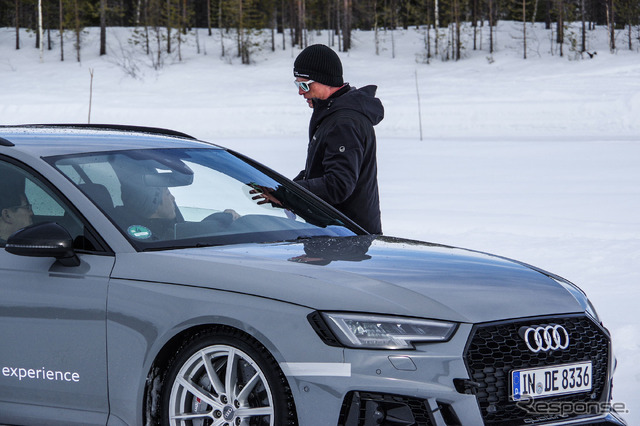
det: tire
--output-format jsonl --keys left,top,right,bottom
{"left": 160, "top": 328, "right": 297, "bottom": 426}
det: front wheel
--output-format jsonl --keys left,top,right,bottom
{"left": 160, "top": 329, "right": 297, "bottom": 426}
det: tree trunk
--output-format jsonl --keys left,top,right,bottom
{"left": 303, "top": 0, "right": 307, "bottom": 47}
{"left": 35, "top": 7, "right": 40, "bottom": 49}
{"left": 100, "top": 0, "right": 107, "bottom": 55}
{"left": 454, "top": 0, "right": 460, "bottom": 60}
{"left": 489, "top": 0, "right": 493, "bottom": 54}
{"left": 374, "top": 0, "right": 379, "bottom": 55}
{"left": 606, "top": 0, "right": 615, "bottom": 52}
{"left": 336, "top": 0, "right": 342, "bottom": 52}
{"left": 472, "top": 0, "right": 477, "bottom": 50}
{"left": 182, "top": 0, "right": 187, "bottom": 33}
{"left": 282, "top": 0, "right": 286, "bottom": 50}
{"left": 166, "top": 0, "right": 172, "bottom": 54}
{"left": 294, "top": 0, "right": 303, "bottom": 47}
{"left": 38, "top": 0, "right": 44, "bottom": 61}
{"left": 342, "top": 0, "right": 351, "bottom": 51}
{"left": 207, "top": 0, "right": 212, "bottom": 36}
{"left": 75, "top": 0, "right": 81, "bottom": 62}
{"left": 545, "top": 0, "right": 551, "bottom": 29}
{"left": 237, "top": 0, "right": 243, "bottom": 59}
{"left": 144, "top": 0, "right": 150, "bottom": 55}
{"left": 15, "top": 0, "right": 20, "bottom": 50}
{"left": 556, "top": 0, "right": 563, "bottom": 56}
{"left": 219, "top": 0, "right": 225, "bottom": 57}
{"left": 523, "top": 0, "right": 527, "bottom": 59}
{"left": 580, "top": 0, "right": 586, "bottom": 52}
{"left": 426, "top": 0, "right": 431, "bottom": 59}
{"left": 59, "top": 0, "right": 64, "bottom": 61}
{"left": 271, "top": 9, "right": 276, "bottom": 52}
{"left": 435, "top": 0, "right": 439, "bottom": 55}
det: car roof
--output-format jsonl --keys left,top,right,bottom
{"left": 0, "top": 124, "right": 218, "bottom": 157}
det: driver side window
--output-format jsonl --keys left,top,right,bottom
{"left": 0, "top": 159, "right": 101, "bottom": 251}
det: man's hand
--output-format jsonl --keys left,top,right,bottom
{"left": 248, "top": 184, "right": 283, "bottom": 207}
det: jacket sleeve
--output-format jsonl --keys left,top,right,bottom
{"left": 299, "top": 118, "right": 364, "bottom": 205}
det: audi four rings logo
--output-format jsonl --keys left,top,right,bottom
{"left": 520, "top": 325, "right": 570, "bottom": 353}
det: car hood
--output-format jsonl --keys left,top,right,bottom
{"left": 111, "top": 235, "right": 585, "bottom": 323}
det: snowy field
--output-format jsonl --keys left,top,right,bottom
{"left": 1, "top": 21, "right": 639, "bottom": 423}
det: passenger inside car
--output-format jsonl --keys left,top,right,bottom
{"left": 0, "top": 191, "right": 34, "bottom": 245}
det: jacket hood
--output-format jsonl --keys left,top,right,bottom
{"left": 112, "top": 236, "right": 587, "bottom": 324}
{"left": 315, "top": 85, "right": 384, "bottom": 127}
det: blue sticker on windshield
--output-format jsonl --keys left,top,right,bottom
{"left": 127, "top": 225, "right": 152, "bottom": 239}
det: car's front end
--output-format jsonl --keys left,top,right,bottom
{"left": 109, "top": 235, "right": 626, "bottom": 426}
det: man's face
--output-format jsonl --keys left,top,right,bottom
{"left": 151, "top": 187, "right": 176, "bottom": 220}
{"left": 296, "top": 78, "right": 329, "bottom": 108}
{"left": 4, "top": 194, "right": 34, "bottom": 234}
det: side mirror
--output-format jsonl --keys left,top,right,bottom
{"left": 5, "top": 222, "right": 80, "bottom": 267}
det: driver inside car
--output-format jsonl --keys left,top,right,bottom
{"left": 120, "top": 179, "right": 180, "bottom": 240}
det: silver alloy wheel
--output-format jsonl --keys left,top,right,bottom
{"left": 168, "top": 344, "right": 275, "bottom": 426}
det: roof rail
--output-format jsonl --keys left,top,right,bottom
{"left": 1, "top": 124, "right": 197, "bottom": 140}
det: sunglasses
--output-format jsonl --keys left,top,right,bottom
{"left": 7, "top": 203, "right": 32, "bottom": 212}
{"left": 294, "top": 79, "right": 315, "bottom": 92}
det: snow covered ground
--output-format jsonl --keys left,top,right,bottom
{"left": 1, "top": 21, "right": 639, "bottom": 423}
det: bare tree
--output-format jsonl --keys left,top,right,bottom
{"left": 488, "top": 0, "right": 494, "bottom": 54}
{"left": 237, "top": 0, "right": 244, "bottom": 61}
{"left": 580, "top": 0, "right": 586, "bottom": 52}
{"left": 219, "top": 0, "right": 225, "bottom": 57}
{"left": 523, "top": 0, "right": 527, "bottom": 59}
{"left": 374, "top": 0, "right": 379, "bottom": 54}
{"left": 38, "top": 0, "right": 44, "bottom": 61}
{"left": 472, "top": 0, "right": 479, "bottom": 50}
{"left": 556, "top": 0, "right": 564, "bottom": 57}
{"left": 59, "top": 0, "right": 64, "bottom": 61}
{"left": 207, "top": 0, "right": 212, "bottom": 35}
{"left": 74, "top": 0, "right": 81, "bottom": 62}
{"left": 435, "top": 0, "right": 440, "bottom": 55}
{"left": 15, "top": 0, "right": 20, "bottom": 50}
{"left": 100, "top": 0, "right": 106, "bottom": 55}
{"left": 606, "top": 0, "right": 615, "bottom": 51}
{"left": 342, "top": 0, "right": 352, "bottom": 51}
{"left": 166, "top": 0, "right": 172, "bottom": 53}
{"left": 454, "top": 0, "right": 461, "bottom": 60}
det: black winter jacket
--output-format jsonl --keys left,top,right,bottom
{"left": 294, "top": 84, "right": 384, "bottom": 234}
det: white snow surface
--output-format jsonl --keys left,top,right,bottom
{"left": 1, "top": 22, "right": 639, "bottom": 423}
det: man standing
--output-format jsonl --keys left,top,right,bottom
{"left": 292, "top": 44, "right": 384, "bottom": 234}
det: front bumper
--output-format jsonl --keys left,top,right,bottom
{"left": 286, "top": 315, "right": 626, "bottom": 426}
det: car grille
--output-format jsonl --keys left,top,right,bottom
{"left": 462, "top": 314, "right": 610, "bottom": 426}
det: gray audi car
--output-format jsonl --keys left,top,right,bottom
{"left": 0, "top": 125, "right": 626, "bottom": 426}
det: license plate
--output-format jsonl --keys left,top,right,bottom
{"left": 511, "top": 361, "right": 592, "bottom": 400}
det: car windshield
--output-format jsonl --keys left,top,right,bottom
{"left": 48, "top": 147, "right": 360, "bottom": 250}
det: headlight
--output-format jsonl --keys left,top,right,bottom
{"left": 317, "top": 312, "right": 457, "bottom": 350}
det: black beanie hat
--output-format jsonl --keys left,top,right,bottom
{"left": 293, "top": 44, "right": 344, "bottom": 87}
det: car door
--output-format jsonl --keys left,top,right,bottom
{"left": 0, "top": 158, "right": 113, "bottom": 425}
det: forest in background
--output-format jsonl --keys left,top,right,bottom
{"left": 1, "top": 0, "right": 639, "bottom": 64}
